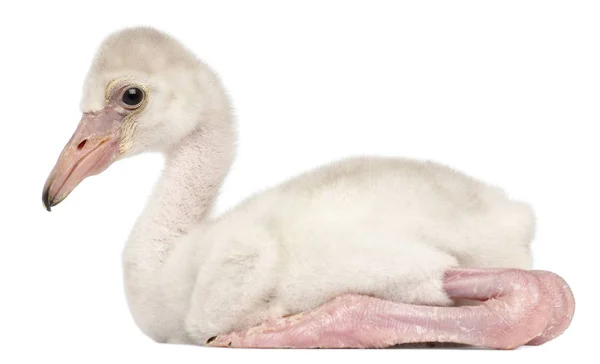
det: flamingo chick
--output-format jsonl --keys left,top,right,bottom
{"left": 42, "top": 27, "right": 574, "bottom": 349}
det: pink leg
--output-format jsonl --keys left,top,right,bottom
{"left": 207, "top": 269, "right": 574, "bottom": 349}
{"left": 442, "top": 268, "right": 575, "bottom": 346}
{"left": 526, "top": 270, "right": 575, "bottom": 345}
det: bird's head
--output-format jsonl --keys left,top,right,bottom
{"left": 42, "top": 27, "right": 230, "bottom": 211}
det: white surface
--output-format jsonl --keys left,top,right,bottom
{"left": 1, "top": 1, "right": 597, "bottom": 363}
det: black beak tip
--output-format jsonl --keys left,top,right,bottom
{"left": 42, "top": 188, "right": 52, "bottom": 212}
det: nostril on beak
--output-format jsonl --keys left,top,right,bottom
{"left": 77, "top": 139, "right": 87, "bottom": 150}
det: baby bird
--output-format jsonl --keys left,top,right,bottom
{"left": 42, "top": 27, "right": 574, "bottom": 349}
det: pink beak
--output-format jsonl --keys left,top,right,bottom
{"left": 42, "top": 106, "right": 124, "bottom": 211}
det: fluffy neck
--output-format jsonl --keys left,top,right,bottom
{"left": 123, "top": 111, "right": 235, "bottom": 284}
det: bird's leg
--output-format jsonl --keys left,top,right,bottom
{"left": 207, "top": 268, "right": 574, "bottom": 349}
{"left": 525, "top": 270, "right": 575, "bottom": 345}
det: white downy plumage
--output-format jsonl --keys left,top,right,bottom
{"left": 77, "top": 27, "right": 536, "bottom": 345}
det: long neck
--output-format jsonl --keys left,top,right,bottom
{"left": 123, "top": 114, "right": 234, "bottom": 282}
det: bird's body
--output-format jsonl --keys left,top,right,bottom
{"left": 43, "top": 27, "right": 573, "bottom": 349}
{"left": 124, "top": 151, "right": 535, "bottom": 344}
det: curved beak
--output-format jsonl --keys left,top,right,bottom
{"left": 42, "top": 106, "right": 125, "bottom": 211}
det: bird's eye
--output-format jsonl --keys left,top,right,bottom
{"left": 121, "top": 87, "right": 145, "bottom": 108}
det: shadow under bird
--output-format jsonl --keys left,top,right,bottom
{"left": 42, "top": 27, "right": 575, "bottom": 349}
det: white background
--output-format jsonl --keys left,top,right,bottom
{"left": 1, "top": 1, "right": 598, "bottom": 363}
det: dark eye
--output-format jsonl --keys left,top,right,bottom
{"left": 121, "top": 87, "right": 144, "bottom": 107}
